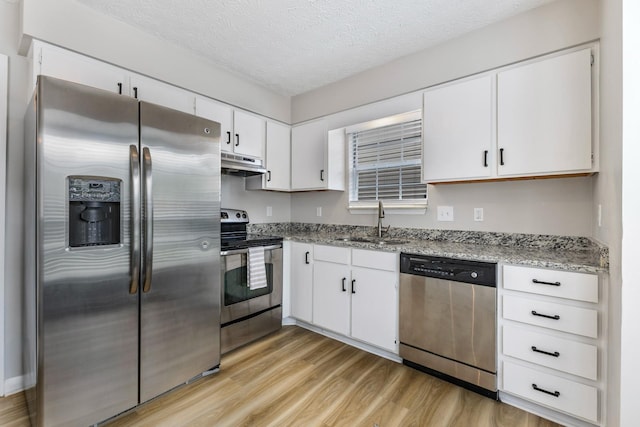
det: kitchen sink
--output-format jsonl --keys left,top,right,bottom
{"left": 334, "top": 237, "right": 409, "bottom": 246}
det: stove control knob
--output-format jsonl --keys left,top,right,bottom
{"left": 471, "top": 271, "right": 478, "bottom": 279}
{"left": 242, "top": 213, "right": 247, "bottom": 218}
{"left": 236, "top": 213, "right": 241, "bottom": 218}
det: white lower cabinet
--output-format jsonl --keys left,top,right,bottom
{"left": 503, "top": 361, "right": 598, "bottom": 423}
{"left": 302, "top": 244, "right": 398, "bottom": 353}
{"left": 289, "top": 242, "right": 313, "bottom": 323}
{"left": 350, "top": 266, "right": 397, "bottom": 352}
{"left": 500, "top": 264, "right": 604, "bottom": 426}
{"left": 313, "top": 259, "right": 351, "bottom": 336}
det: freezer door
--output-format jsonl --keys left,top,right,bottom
{"left": 139, "top": 101, "right": 221, "bottom": 403}
{"left": 35, "top": 77, "right": 139, "bottom": 426}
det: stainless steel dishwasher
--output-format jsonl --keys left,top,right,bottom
{"left": 399, "top": 253, "right": 498, "bottom": 399}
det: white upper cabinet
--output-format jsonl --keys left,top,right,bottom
{"left": 34, "top": 42, "right": 128, "bottom": 95}
{"left": 421, "top": 47, "right": 596, "bottom": 183}
{"left": 264, "top": 121, "right": 291, "bottom": 190}
{"left": 497, "top": 48, "right": 594, "bottom": 177}
{"left": 195, "top": 97, "right": 234, "bottom": 149}
{"left": 291, "top": 120, "right": 345, "bottom": 191}
{"left": 422, "top": 75, "right": 494, "bottom": 182}
{"left": 130, "top": 73, "right": 195, "bottom": 114}
{"left": 233, "top": 110, "right": 266, "bottom": 158}
{"left": 195, "top": 97, "right": 265, "bottom": 158}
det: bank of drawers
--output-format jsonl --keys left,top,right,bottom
{"left": 501, "top": 265, "right": 601, "bottom": 424}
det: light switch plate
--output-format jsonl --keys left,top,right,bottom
{"left": 316, "top": 207, "right": 322, "bottom": 217}
{"left": 266, "top": 206, "right": 273, "bottom": 217}
{"left": 437, "top": 206, "right": 454, "bottom": 221}
{"left": 474, "top": 208, "right": 484, "bottom": 222}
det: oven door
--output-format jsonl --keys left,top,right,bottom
{"left": 220, "top": 245, "right": 283, "bottom": 324}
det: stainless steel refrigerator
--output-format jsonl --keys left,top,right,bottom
{"left": 22, "top": 76, "right": 221, "bottom": 426}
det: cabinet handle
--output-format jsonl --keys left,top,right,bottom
{"left": 133, "top": 87, "right": 138, "bottom": 99}
{"left": 499, "top": 148, "right": 505, "bottom": 166}
{"left": 267, "top": 171, "right": 272, "bottom": 182}
{"left": 226, "top": 131, "right": 231, "bottom": 145}
{"left": 483, "top": 150, "right": 488, "bottom": 167}
{"left": 532, "top": 383, "right": 560, "bottom": 398}
{"left": 531, "top": 346, "right": 560, "bottom": 357}
{"left": 351, "top": 279, "right": 356, "bottom": 294}
{"left": 342, "top": 278, "right": 346, "bottom": 292}
{"left": 304, "top": 251, "right": 310, "bottom": 264}
{"left": 235, "top": 133, "right": 240, "bottom": 147}
{"left": 117, "top": 82, "right": 122, "bottom": 95}
{"left": 531, "top": 310, "right": 560, "bottom": 320}
{"left": 532, "top": 278, "right": 561, "bottom": 287}
{"left": 320, "top": 169, "right": 325, "bottom": 181}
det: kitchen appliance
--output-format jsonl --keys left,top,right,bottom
{"left": 399, "top": 253, "right": 498, "bottom": 399}
{"left": 22, "top": 76, "right": 221, "bottom": 427}
{"left": 220, "top": 208, "right": 283, "bottom": 353}
{"left": 220, "top": 151, "right": 266, "bottom": 176}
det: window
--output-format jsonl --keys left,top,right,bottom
{"left": 347, "top": 110, "right": 427, "bottom": 209}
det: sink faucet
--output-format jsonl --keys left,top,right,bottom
{"left": 377, "top": 200, "right": 390, "bottom": 238}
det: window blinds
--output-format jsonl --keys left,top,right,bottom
{"left": 348, "top": 113, "right": 426, "bottom": 203}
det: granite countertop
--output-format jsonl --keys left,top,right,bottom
{"left": 250, "top": 223, "right": 608, "bottom": 274}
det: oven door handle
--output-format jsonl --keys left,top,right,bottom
{"left": 220, "top": 244, "right": 282, "bottom": 256}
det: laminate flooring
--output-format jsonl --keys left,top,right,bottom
{"left": 0, "top": 326, "right": 560, "bottom": 427}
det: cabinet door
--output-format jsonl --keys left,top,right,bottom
{"left": 265, "top": 121, "right": 291, "bottom": 190}
{"left": 290, "top": 242, "right": 313, "bottom": 322}
{"left": 312, "top": 261, "right": 350, "bottom": 335}
{"left": 233, "top": 110, "right": 265, "bottom": 158}
{"left": 291, "top": 120, "right": 327, "bottom": 190}
{"left": 195, "top": 97, "right": 234, "bottom": 152}
{"left": 130, "top": 74, "right": 195, "bottom": 114}
{"left": 38, "top": 44, "right": 128, "bottom": 95}
{"left": 497, "top": 48, "right": 593, "bottom": 176}
{"left": 423, "top": 75, "right": 494, "bottom": 182}
{"left": 351, "top": 267, "right": 398, "bottom": 352}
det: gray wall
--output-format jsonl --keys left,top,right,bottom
{"left": 289, "top": 0, "right": 600, "bottom": 238}
{"left": 597, "top": 0, "right": 623, "bottom": 425}
{"left": 1, "top": 1, "right": 30, "bottom": 388}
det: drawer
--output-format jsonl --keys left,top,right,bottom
{"left": 503, "top": 295, "right": 597, "bottom": 338}
{"left": 313, "top": 244, "right": 350, "bottom": 264}
{"left": 503, "top": 265, "right": 598, "bottom": 303}
{"left": 352, "top": 249, "right": 397, "bottom": 271}
{"left": 503, "top": 324, "right": 597, "bottom": 380}
{"left": 502, "top": 361, "right": 598, "bottom": 423}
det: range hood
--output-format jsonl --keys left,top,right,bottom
{"left": 220, "top": 152, "right": 267, "bottom": 177}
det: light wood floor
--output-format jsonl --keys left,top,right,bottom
{"left": 0, "top": 326, "right": 560, "bottom": 427}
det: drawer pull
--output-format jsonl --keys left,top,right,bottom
{"left": 532, "top": 278, "right": 561, "bottom": 286}
{"left": 531, "top": 310, "right": 560, "bottom": 320}
{"left": 531, "top": 346, "right": 560, "bottom": 357}
{"left": 532, "top": 383, "right": 560, "bottom": 398}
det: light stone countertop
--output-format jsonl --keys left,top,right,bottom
{"left": 249, "top": 223, "right": 608, "bottom": 274}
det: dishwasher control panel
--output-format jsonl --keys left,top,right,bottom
{"left": 400, "top": 253, "right": 496, "bottom": 287}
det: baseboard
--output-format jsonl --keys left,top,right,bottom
{"left": 4, "top": 375, "right": 25, "bottom": 396}
{"left": 283, "top": 318, "right": 402, "bottom": 363}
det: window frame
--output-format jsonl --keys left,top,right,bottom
{"left": 346, "top": 110, "right": 427, "bottom": 213}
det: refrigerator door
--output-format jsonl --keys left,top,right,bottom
{"left": 36, "top": 77, "right": 139, "bottom": 426}
{"left": 139, "top": 101, "right": 221, "bottom": 403}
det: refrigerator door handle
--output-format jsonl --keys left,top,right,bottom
{"left": 142, "top": 147, "right": 154, "bottom": 293}
{"left": 129, "top": 145, "right": 141, "bottom": 294}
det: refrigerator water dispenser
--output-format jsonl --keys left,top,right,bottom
{"left": 68, "top": 177, "right": 121, "bottom": 247}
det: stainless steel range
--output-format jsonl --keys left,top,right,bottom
{"left": 220, "top": 209, "right": 283, "bottom": 354}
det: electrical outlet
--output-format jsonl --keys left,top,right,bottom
{"left": 437, "top": 206, "right": 454, "bottom": 222}
{"left": 474, "top": 208, "right": 484, "bottom": 222}
{"left": 266, "top": 206, "right": 272, "bottom": 217}
{"left": 316, "top": 207, "right": 322, "bottom": 217}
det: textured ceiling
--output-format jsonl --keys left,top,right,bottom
{"left": 75, "top": 0, "right": 556, "bottom": 96}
